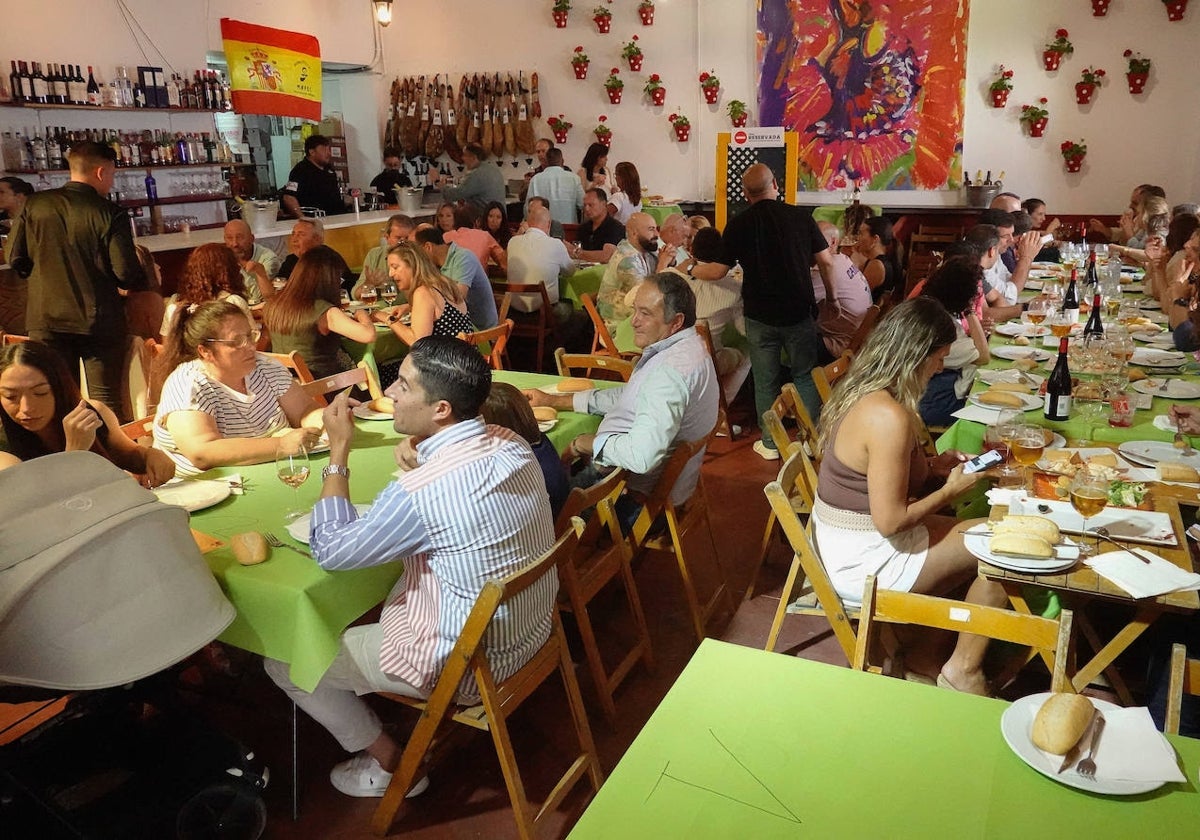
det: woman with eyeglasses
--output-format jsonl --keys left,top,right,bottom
{"left": 0, "top": 340, "right": 176, "bottom": 486}
{"left": 152, "top": 301, "right": 325, "bottom": 476}
{"left": 262, "top": 246, "right": 377, "bottom": 380}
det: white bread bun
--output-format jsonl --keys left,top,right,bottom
{"left": 979, "top": 390, "right": 1025, "bottom": 408}
{"left": 370, "top": 397, "right": 394, "bottom": 414}
{"left": 1085, "top": 453, "right": 1118, "bottom": 468}
{"left": 989, "top": 533, "right": 1054, "bottom": 559}
{"left": 1013, "top": 335, "right": 1031, "bottom": 346}
{"left": 231, "top": 532, "right": 270, "bottom": 566}
{"left": 1013, "top": 357, "right": 1039, "bottom": 372}
{"left": 1032, "top": 693, "right": 1095, "bottom": 755}
{"left": 989, "top": 382, "right": 1033, "bottom": 393}
{"left": 994, "top": 515, "right": 1061, "bottom": 545}
{"left": 557, "top": 377, "right": 594, "bottom": 393}
{"left": 1158, "top": 462, "right": 1200, "bottom": 483}
{"left": 532, "top": 405, "right": 558, "bottom": 423}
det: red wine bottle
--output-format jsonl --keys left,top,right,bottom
{"left": 1061, "top": 267, "right": 1080, "bottom": 323}
{"left": 1082, "top": 292, "right": 1104, "bottom": 339}
{"left": 1084, "top": 250, "right": 1099, "bottom": 295}
{"left": 1044, "top": 336, "right": 1072, "bottom": 421}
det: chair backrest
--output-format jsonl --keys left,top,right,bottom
{"left": 554, "top": 347, "right": 634, "bottom": 382}
{"left": 357, "top": 357, "right": 384, "bottom": 401}
{"left": 494, "top": 291, "right": 512, "bottom": 323}
{"left": 555, "top": 467, "right": 627, "bottom": 536}
{"left": 763, "top": 458, "right": 858, "bottom": 663}
{"left": 812, "top": 350, "right": 854, "bottom": 406}
{"left": 693, "top": 322, "right": 734, "bottom": 438}
{"left": 904, "top": 252, "right": 942, "bottom": 298}
{"left": 300, "top": 366, "right": 369, "bottom": 406}
{"left": 120, "top": 415, "right": 156, "bottom": 444}
{"left": 908, "top": 232, "right": 957, "bottom": 249}
{"left": 1166, "top": 643, "right": 1200, "bottom": 735}
{"left": 629, "top": 437, "right": 708, "bottom": 547}
{"left": 1, "top": 333, "right": 29, "bottom": 345}
{"left": 501, "top": 282, "right": 554, "bottom": 315}
{"left": 853, "top": 576, "right": 1074, "bottom": 693}
{"left": 917, "top": 224, "right": 963, "bottom": 237}
{"left": 846, "top": 304, "right": 881, "bottom": 354}
{"left": 764, "top": 383, "right": 818, "bottom": 461}
{"left": 580, "top": 293, "right": 622, "bottom": 357}
{"left": 262, "top": 351, "right": 315, "bottom": 384}
{"left": 459, "top": 319, "right": 513, "bottom": 371}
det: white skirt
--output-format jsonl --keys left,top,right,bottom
{"left": 812, "top": 496, "right": 929, "bottom": 606}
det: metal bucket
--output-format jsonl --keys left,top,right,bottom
{"left": 394, "top": 187, "right": 424, "bottom": 214}
{"left": 241, "top": 200, "right": 280, "bottom": 235}
{"left": 963, "top": 185, "right": 999, "bottom": 209}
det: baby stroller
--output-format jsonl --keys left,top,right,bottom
{"left": 0, "top": 452, "right": 267, "bottom": 839}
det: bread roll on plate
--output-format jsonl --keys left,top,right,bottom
{"left": 532, "top": 405, "right": 558, "bottom": 423}
{"left": 1032, "top": 693, "right": 1095, "bottom": 755}
{"left": 979, "top": 390, "right": 1025, "bottom": 408}
{"left": 993, "top": 515, "right": 1061, "bottom": 545}
{"left": 1158, "top": 462, "right": 1200, "bottom": 483}
{"left": 989, "top": 533, "right": 1054, "bottom": 559}
{"left": 557, "top": 377, "right": 594, "bottom": 393}
{"left": 989, "top": 382, "right": 1033, "bottom": 393}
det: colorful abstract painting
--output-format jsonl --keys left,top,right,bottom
{"left": 757, "top": 0, "right": 968, "bottom": 191}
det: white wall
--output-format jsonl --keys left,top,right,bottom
{"left": 2, "top": 0, "right": 1198, "bottom": 210}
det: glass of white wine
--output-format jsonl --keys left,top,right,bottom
{"left": 1069, "top": 469, "right": 1109, "bottom": 556}
{"left": 1010, "top": 423, "right": 1047, "bottom": 493}
{"left": 381, "top": 281, "right": 399, "bottom": 307}
{"left": 275, "top": 440, "right": 311, "bottom": 522}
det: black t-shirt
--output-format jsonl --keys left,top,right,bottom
{"left": 284, "top": 158, "right": 346, "bottom": 217}
{"left": 369, "top": 168, "right": 412, "bottom": 195}
{"left": 577, "top": 215, "right": 625, "bottom": 252}
{"left": 718, "top": 199, "right": 827, "bottom": 326}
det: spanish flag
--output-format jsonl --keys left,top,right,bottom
{"left": 221, "top": 18, "right": 322, "bottom": 120}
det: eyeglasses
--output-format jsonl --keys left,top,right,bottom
{"left": 204, "top": 329, "right": 261, "bottom": 349}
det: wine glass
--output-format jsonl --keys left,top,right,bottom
{"left": 360, "top": 284, "right": 379, "bottom": 307}
{"left": 1069, "top": 469, "right": 1109, "bottom": 556}
{"left": 1048, "top": 310, "right": 1074, "bottom": 340}
{"left": 1026, "top": 298, "right": 1049, "bottom": 330}
{"left": 1075, "top": 399, "right": 1106, "bottom": 446}
{"left": 275, "top": 440, "right": 311, "bottom": 522}
{"left": 381, "top": 281, "right": 399, "bottom": 306}
{"left": 1009, "top": 423, "right": 1046, "bottom": 492}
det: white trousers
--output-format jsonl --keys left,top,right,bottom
{"left": 264, "top": 623, "right": 427, "bottom": 753}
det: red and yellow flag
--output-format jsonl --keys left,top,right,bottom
{"left": 220, "top": 18, "right": 321, "bottom": 120}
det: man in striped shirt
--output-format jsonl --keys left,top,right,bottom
{"left": 265, "top": 336, "right": 556, "bottom": 799}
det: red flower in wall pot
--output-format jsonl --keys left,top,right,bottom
{"left": 1075, "top": 66, "right": 1105, "bottom": 105}
{"left": 547, "top": 114, "right": 573, "bottom": 144}
{"left": 1043, "top": 29, "right": 1073, "bottom": 71}
{"left": 699, "top": 70, "right": 721, "bottom": 105}
{"left": 644, "top": 74, "right": 666, "bottom": 106}
{"left": 1091, "top": 0, "right": 1110, "bottom": 15}
{"left": 1164, "top": 0, "right": 1189, "bottom": 22}
{"left": 988, "top": 66, "right": 1014, "bottom": 108}
{"left": 727, "top": 99, "right": 749, "bottom": 127}
{"left": 552, "top": 0, "right": 570, "bottom": 27}
{"left": 669, "top": 112, "right": 690, "bottom": 142}
{"left": 1124, "top": 50, "right": 1152, "bottom": 94}
{"left": 593, "top": 115, "right": 612, "bottom": 148}
{"left": 570, "top": 46, "right": 590, "bottom": 80}
{"left": 621, "top": 36, "right": 644, "bottom": 72}
{"left": 1019, "top": 99, "right": 1049, "bottom": 137}
{"left": 604, "top": 68, "right": 624, "bottom": 104}
{"left": 1061, "top": 139, "right": 1087, "bottom": 173}
{"left": 593, "top": 3, "right": 612, "bottom": 33}
{"left": 638, "top": 0, "right": 655, "bottom": 25}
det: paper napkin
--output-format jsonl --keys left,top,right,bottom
{"left": 1084, "top": 551, "right": 1200, "bottom": 599}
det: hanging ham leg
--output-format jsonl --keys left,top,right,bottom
{"left": 417, "top": 78, "right": 432, "bottom": 154}
{"left": 480, "top": 76, "right": 495, "bottom": 153}
{"left": 425, "top": 75, "right": 445, "bottom": 159}
{"left": 502, "top": 77, "right": 516, "bottom": 158}
{"left": 400, "top": 77, "right": 421, "bottom": 158}
{"left": 385, "top": 77, "right": 400, "bottom": 150}
{"left": 515, "top": 71, "right": 535, "bottom": 155}
{"left": 444, "top": 83, "right": 463, "bottom": 165}
{"left": 530, "top": 71, "right": 541, "bottom": 119}
{"left": 454, "top": 75, "right": 470, "bottom": 151}
{"left": 467, "top": 74, "right": 482, "bottom": 145}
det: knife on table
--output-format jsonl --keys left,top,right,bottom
{"left": 1057, "top": 708, "right": 1100, "bottom": 773}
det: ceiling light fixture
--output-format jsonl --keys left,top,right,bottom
{"left": 372, "top": 0, "right": 393, "bottom": 27}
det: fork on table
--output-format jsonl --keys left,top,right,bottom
{"left": 1077, "top": 714, "right": 1106, "bottom": 779}
{"left": 263, "top": 532, "right": 311, "bottom": 558}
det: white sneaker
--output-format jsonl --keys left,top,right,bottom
{"left": 329, "top": 753, "right": 430, "bottom": 799}
{"left": 753, "top": 440, "right": 780, "bottom": 461}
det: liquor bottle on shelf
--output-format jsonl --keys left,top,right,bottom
{"left": 144, "top": 169, "right": 157, "bottom": 203}
{"left": 20, "top": 62, "right": 34, "bottom": 104}
{"left": 86, "top": 66, "right": 101, "bottom": 106}
{"left": 1083, "top": 293, "right": 1104, "bottom": 339}
{"left": 9, "top": 61, "right": 24, "bottom": 103}
{"left": 44, "top": 63, "right": 59, "bottom": 104}
{"left": 30, "top": 128, "right": 47, "bottom": 169}
{"left": 1044, "top": 337, "right": 1072, "bottom": 421}
{"left": 166, "top": 74, "right": 181, "bottom": 109}
{"left": 1061, "top": 267, "right": 1080, "bottom": 323}
{"left": 65, "top": 64, "right": 80, "bottom": 105}
{"left": 30, "top": 62, "right": 49, "bottom": 104}
{"left": 46, "top": 128, "right": 62, "bottom": 169}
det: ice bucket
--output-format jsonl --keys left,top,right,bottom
{"left": 241, "top": 200, "right": 280, "bottom": 235}
{"left": 394, "top": 187, "right": 425, "bottom": 214}
{"left": 963, "top": 185, "right": 1000, "bottom": 209}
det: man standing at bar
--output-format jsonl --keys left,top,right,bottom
{"left": 282, "top": 134, "right": 347, "bottom": 219}
{"left": 5, "top": 141, "right": 144, "bottom": 417}
{"left": 691, "top": 163, "right": 836, "bottom": 460}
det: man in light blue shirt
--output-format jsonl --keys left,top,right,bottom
{"left": 524, "top": 272, "right": 718, "bottom": 515}
{"left": 525, "top": 147, "right": 583, "bottom": 225}
{"left": 414, "top": 227, "right": 499, "bottom": 329}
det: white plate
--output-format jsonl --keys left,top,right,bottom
{"left": 1000, "top": 693, "right": 1170, "bottom": 796}
{"left": 978, "top": 369, "right": 1045, "bottom": 387}
{"left": 152, "top": 479, "right": 232, "bottom": 513}
{"left": 968, "top": 391, "right": 1042, "bottom": 412}
{"left": 992, "top": 346, "right": 1052, "bottom": 362}
{"left": 1130, "top": 348, "right": 1187, "bottom": 368}
{"left": 1118, "top": 440, "right": 1200, "bottom": 473}
{"left": 1046, "top": 432, "right": 1067, "bottom": 450}
{"left": 1024, "top": 279, "right": 1045, "bottom": 291}
{"left": 1133, "top": 379, "right": 1200, "bottom": 399}
{"left": 352, "top": 403, "right": 394, "bottom": 421}
{"left": 1123, "top": 283, "right": 1145, "bottom": 293}
{"left": 1139, "top": 300, "right": 1162, "bottom": 310}
{"left": 285, "top": 503, "right": 372, "bottom": 544}
{"left": 537, "top": 419, "right": 557, "bottom": 433}
{"left": 962, "top": 524, "right": 1079, "bottom": 573}
{"left": 1008, "top": 495, "right": 1177, "bottom": 546}
{"left": 994, "top": 323, "right": 1050, "bottom": 338}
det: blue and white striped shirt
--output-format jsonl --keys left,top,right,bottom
{"left": 310, "top": 418, "right": 556, "bottom": 703}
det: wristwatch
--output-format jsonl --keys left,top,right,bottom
{"left": 321, "top": 464, "right": 350, "bottom": 481}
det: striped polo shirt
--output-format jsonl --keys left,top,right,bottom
{"left": 153, "top": 356, "right": 293, "bottom": 476}
{"left": 309, "top": 418, "right": 556, "bottom": 704}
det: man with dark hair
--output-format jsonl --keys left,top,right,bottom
{"left": 266, "top": 335, "right": 556, "bottom": 799}
{"left": 437, "top": 143, "right": 505, "bottom": 211}
{"left": 0, "top": 175, "right": 33, "bottom": 233}
{"left": 525, "top": 147, "right": 583, "bottom": 225}
{"left": 368, "top": 145, "right": 412, "bottom": 197}
{"left": 974, "top": 211, "right": 1040, "bottom": 302}
{"left": 282, "top": 134, "right": 347, "bottom": 219}
{"left": 525, "top": 273, "right": 718, "bottom": 521}
{"left": 690, "top": 162, "right": 836, "bottom": 460}
{"left": 963, "top": 224, "right": 1022, "bottom": 322}
{"left": 414, "top": 226, "right": 499, "bottom": 328}
{"left": 5, "top": 141, "right": 145, "bottom": 417}
{"left": 570, "top": 187, "right": 624, "bottom": 263}
{"left": 519, "top": 137, "right": 556, "bottom": 203}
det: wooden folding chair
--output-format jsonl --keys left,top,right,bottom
{"left": 553, "top": 469, "right": 653, "bottom": 722}
{"left": 746, "top": 439, "right": 817, "bottom": 601}
{"left": 812, "top": 350, "right": 854, "bottom": 405}
{"left": 300, "top": 366, "right": 369, "bottom": 405}
{"left": 262, "top": 351, "right": 315, "bottom": 384}
{"left": 846, "top": 303, "right": 881, "bottom": 353}
{"left": 764, "top": 383, "right": 818, "bottom": 462}
{"left": 904, "top": 251, "right": 942, "bottom": 298}
{"left": 120, "top": 415, "right": 156, "bottom": 444}
{"left": 580, "top": 293, "right": 639, "bottom": 361}
{"left": 500, "top": 282, "right": 558, "bottom": 372}
{"left": 371, "top": 527, "right": 603, "bottom": 838}
{"left": 554, "top": 347, "right": 634, "bottom": 382}
{"left": 494, "top": 291, "right": 512, "bottom": 323}
{"left": 357, "top": 357, "right": 384, "bottom": 402}
{"left": 853, "top": 576, "right": 1075, "bottom": 693}
{"left": 0, "top": 333, "right": 29, "bottom": 345}
{"left": 1166, "top": 643, "right": 1200, "bottom": 735}
{"left": 629, "top": 437, "right": 733, "bottom": 643}
{"left": 694, "top": 322, "right": 736, "bottom": 439}
{"left": 458, "top": 319, "right": 514, "bottom": 371}
{"left": 760, "top": 452, "right": 863, "bottom": 661}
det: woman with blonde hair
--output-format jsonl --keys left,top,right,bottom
{"left": 375, "top": 241, "right": 474, "bottom": 346}
{"left": 813, "top": 297, "right": 1006, "bottom": 694}
{"left": 262, "top": 245, "right": 377, "bottom": 380}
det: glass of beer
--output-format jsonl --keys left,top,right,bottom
{"left": 1069, "top": 469, "right": 1109, "bottom": 555}
{"left": 1010, "top": 423, "right": 1047, "bottom": 492}
{"left": 1048, "top": 311, "right": 1074, "bottom": 338}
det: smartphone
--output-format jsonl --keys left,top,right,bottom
{"left": 962, "top": 449, "right": 1004, "bottom": 474}
{"left": 1040, "top": 233, "right": 1054, "bottom": 245}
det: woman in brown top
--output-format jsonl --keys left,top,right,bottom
{"left": 814, "top": 297, "right": 1006, "bottom": 694}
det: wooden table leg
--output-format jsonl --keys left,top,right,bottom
{"left": 1070, "top": 606, "right": 1157, "bottom": 705}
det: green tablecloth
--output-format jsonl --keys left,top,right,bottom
{"left": 563, "top": 263, "right": 606, "bottom": 308}
{"left": 642, "top": 203, "right": 683, "bottom": 226}
{"left": 190, "top": 369, "right": 608, "bottom": 691}
{"left": 570, "top": 639, "right": 1200, "bottom": 839}
{"left": 341, "top": 322, "right": 406, "bottom": 365}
